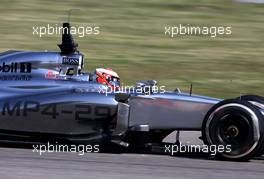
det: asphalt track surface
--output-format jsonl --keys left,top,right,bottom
{"left": 0, "top": 132, "right": 263, "bottom": 179}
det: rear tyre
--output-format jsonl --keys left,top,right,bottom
{"left": 237, "top": 95, "right": 264, "bottom": 156}
{"left": 202, "top": 99, "right": 264, "bottom": 161}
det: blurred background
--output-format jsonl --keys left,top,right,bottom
{"left": 0, "top": 0, "right": 263, "bottom": 98}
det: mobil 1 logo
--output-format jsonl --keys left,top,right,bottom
{"left": 0, "top": 62, "right": 32, "bottom": 73}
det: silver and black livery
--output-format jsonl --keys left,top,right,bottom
{"left": 0, "top": 23, "right": 263, "bottom": 161}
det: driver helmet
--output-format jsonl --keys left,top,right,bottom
{"left": 95, "top": 68, "right": 120, "bottom": 90}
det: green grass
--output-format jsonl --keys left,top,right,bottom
{"left": 0, "top": 0, "right": 264, "bottom": 98}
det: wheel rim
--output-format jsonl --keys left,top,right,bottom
{"left": 216, "top": 113, "right": 251, "bottom": 152}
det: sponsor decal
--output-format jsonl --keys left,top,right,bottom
{"left": 62, "top": 57, "right": 79, "bottom": 65}
{"left": 0, "top": 62, "right": 32, "bottom": 73}
{"left": 45, "top": 70, "right": 58, "bottom": 79}
{"left": 0, "top": 75, "right": 32, "bottom": 81}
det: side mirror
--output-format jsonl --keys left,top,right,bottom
{"left": 135, "top": 80, "right": 158, "bottom": 94}
{"left": 115, "top": 93, "right": 131, "bottom": 103}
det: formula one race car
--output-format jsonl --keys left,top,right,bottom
{"left": 0, "top": 22, "right": 263, "bottom": 161}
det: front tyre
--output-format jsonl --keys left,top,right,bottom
{"left": 202, "top": 99, "right": 264, "bottom": 161}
